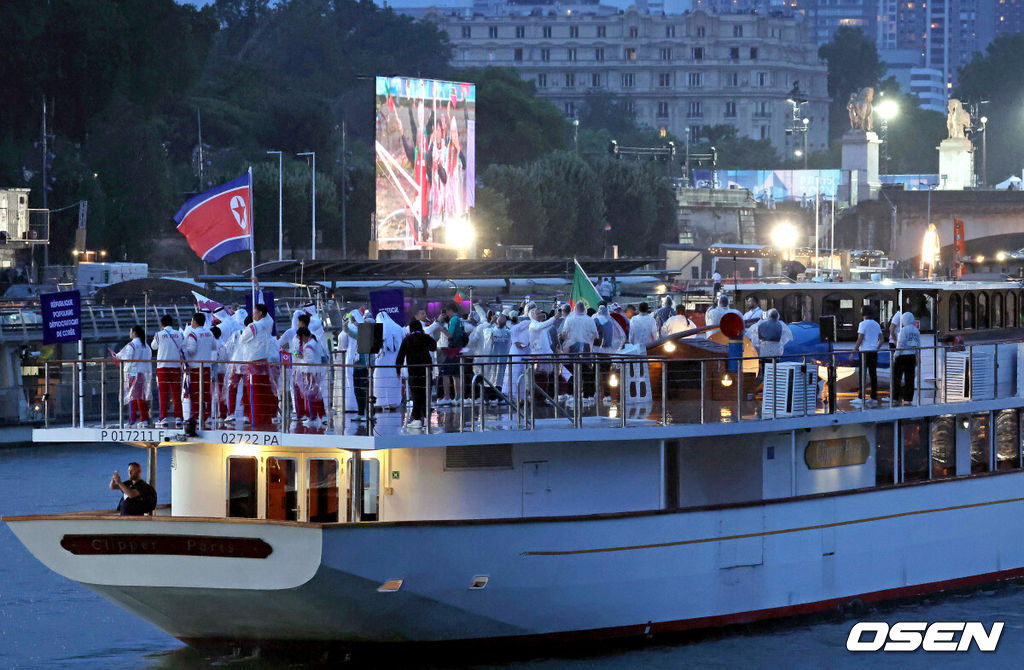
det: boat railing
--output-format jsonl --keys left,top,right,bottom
{"left": 30, "top": 338, "right": 1024, "bottom": 435}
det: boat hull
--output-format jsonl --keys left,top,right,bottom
{"left": 8, "top": 470, "right": 1024, "bottom": 648}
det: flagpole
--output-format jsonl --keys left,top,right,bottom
{"left": 249, "top": 166, "right": 257, "bottom": 308}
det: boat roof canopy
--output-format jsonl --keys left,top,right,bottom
{"left": 734, "top": 280, "right": 1024, "bottom": 292}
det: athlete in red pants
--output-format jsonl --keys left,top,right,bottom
{"left": 188, "top": 365, "right": 212, "bottom": 421}
{"left": 246, "top": 363, "right": 277, "bottom": 429}
{"left": 155, "top": 367, "right": 183, "bottom": 422}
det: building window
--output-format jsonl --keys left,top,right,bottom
{"left": 543, "top": 26, "right": 552, "bottom": 38}
{"left": 629, "top": 26, "right": 639, "bottom": 38}
{"left": 515, "top": 25, "right": 525, "bottom": 38}
{"left": 733, "top": 24, "right": 743, "bottom": 37}
{"left": 730, "top": 47, "right": 740, "bottom": 60}
{"left": 754, "top": 101, "right": 769, "bottom": 116}
{"left": 621, "top": 72, "right": 635, "bottom": 88}
{"left": 760, "top": 125, "right": 768, "bottom": 139}
{"left": 537, "top": 73, "right": 547, "bottom": 88}
{"left": 592, "top": 73, "right": 601, "bottom": 87}
{"left": 488, "top": 50, "right": 495, "bottom": 61}
{"left": 570, "top": 25, "right": 579, "bottom": 38}
{"left": 688, "top": 125, "right": 702, "bottom": 140}
{"left": 750, "top": 47, "right": 758, "bottom": 59}
{"left": 666, "top": 25, "right": 676, "bottom": 37}
{"left": 541, "top": 48, "right": 551, "bottom": 62}
{"left": 565, "top": 72, "right": 575, "bottom": 87}
{"left": 461, "top": 26, "right": 471, "bottom": 39}
{"left": 688, "top": 72, "right": 702, "bottom": 87}
{"left": 688, "top": 101, "right": 703, "bottom": 118}
{"left": 725, "top": 101, "right": 737, "bottom": 117}
{"left": 595, "top": 47, "right": 605, "bottom": 61}
{"left": 660, "top": 47, "right": 672, "bottom": 61}
{"left": 625, "top": 47, "right": 637, "bottom": 61}
{"left": 658, "top": 72, "right": 671, "bottom": 87}
{"left": 727, "top": 72, "right": 739, "bottom": 86}
{"left": 514, "top": 48, "right": 523, "bottom": 61}
{"left": 489, "top": 25, "right": 498, "bottom": 38}
{"left": 696, "top": 26, "right": 705, "bottom": 37}
{"left": 461, "top": 48, "right": 469, "bottom": 61}
{"left": 757, "top": 71, "right": 769, "bottom": 87}
{"left": 692, "top": 47, "right": 704, "bottom": 60}
{"left": 626, "top": 100, "right": 636, "bottom": 117}
{"left": 568, "top": 48, "right": 577, "bottom": 61}
{"left": 597, "top": 25, "right": 606, "bottom": 38}
{"left": 657, "top": 101, "right": 669, "bottom": 118}
{"left": 565, "top": 101, "right": 576, "bottom": 117}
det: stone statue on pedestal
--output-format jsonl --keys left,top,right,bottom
{"left": 846, "top": 87, "right": 875, "bottom": 132}
{"left": 946, "top": 99, "right": 971, "bottom": 139}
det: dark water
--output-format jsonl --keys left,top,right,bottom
{"left": 2, "top": 443, "right": 1024, "bottom": 669}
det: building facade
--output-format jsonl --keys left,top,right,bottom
{"left": 423, "top": 7, "right": 830, "bottom": 156}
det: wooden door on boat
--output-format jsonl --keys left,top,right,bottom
{"left": 522, "top": 460, "right": 550, "bottom": 517}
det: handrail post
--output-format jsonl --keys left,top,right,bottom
{"left": 527, "top": 363, "right": 536, "bottom": 429}
{"left": 968, "top": 343, "right": 974, "bottom": 399}
{"left": 573, "top": 360, "right": 582, "bottom": 428}
{"left": 553, "top": 357, "right": 560, "bottom": 406}
{"left": 660, "top": 358, "right": 668, "bottom": 426}
{"left": 100, "top": 360, "right": 106, "bottom": 428}
{"left": 889, "top": 348, "right": 895, "bottom": 408}
{"left": 424, "top": 364, "right": 432, "bottom": 435}
{"left": 619, "top": 360, "right": 627, "bottom": 428}
{"left": 279, "top": 361, "right": 288, "bottom": 430}
{"left": 916, "top": 346, "right": 922, "bottom": 407}
{"left": 43, "top": 361, "right": 49, "bottom": 428}
{"left": 699, "top": 359, "right": 706, "bottom": 424}
{"left": 942, "top": 344, "right": 948, "bottom": 405}
{"left": 199, "top": 362, "right": 205, "bottom": 429}
{"left": 118, "top": 361, "right": 124, "bottom": 428}
{"left": 994, "top": 342, "right": 999, "bottom": 399}
{"left": 339, "top": 358, "right": 347, "bottom": 428}
{"left": 459, "top": 357, "right": 465, "bottom": 433}
{"left": 736, "top": 354, "right": 743, "bottom": 422}
{"left": 71, "top": 361, "right": 77, "bottom": 428}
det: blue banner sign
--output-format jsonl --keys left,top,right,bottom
{"left": 370, "top": 288, "right": 406, "bottom": 326}
{"left": 41, "top": 290, "right": 82, "bottom": 344}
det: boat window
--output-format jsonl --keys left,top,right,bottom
{"left": 929, "top": 416, "right": 955, "bottom": 479}
{"left": 781, "top": 293, "right": 812, "bottom": 324}
{"left": 876, "top": 422, "right": 895, "bottom": 484}
{"left": 970, "top": 413, "right": 990, "bottom": 473}
{"left": 1008, "top": 293, "right": 1017, "bottom": 328}
{"left": 997, "top": 410, "right": 1020, "bottom": 470}
{"left": 266, "top": 457, "right": 298, "bottom": 521}
{"left": 901, "top": 418, "right": 929, "bottom": 482}
{"left": 948, "top": 294, "right": 961, "bottom": 330}
{"left": 963, "top": 293, "right": 975, "bottom": 330}
{"left": 905, "top": 291, "right": 934, "bottom": 332}
{"left": 993, "top": 293, "right": 1003, "bottom": 329}
{"left": 863, "top": 293, "right": 894, "bottom": 330}
{"left": 821, "top": 293, "right": 856, "bottom": 337}
{"left": 977, "top": 293, "right": 989, "bottom": 329}
{"left": 308, "top": 458, "right": 340, "bottom": 523}
{"left": 227, "top": 456, "right": 258, "bottom": 519}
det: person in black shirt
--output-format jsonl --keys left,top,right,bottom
{"left": 110, "top": 462, "right": 157, "bottom": 516}
{"left": 396, "top": 320, "right": 438, "bottom": 428}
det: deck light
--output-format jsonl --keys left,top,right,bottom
{"left": 721, "top": 373, "right": 733, "bottom": 387}
{"left": 997, "top": 251, "right": 1007, "bottom": 262}
{"left": 664, "top": 340, "right": 677, "bottom": 353}
{"left": 976, "top": 255, "right": 985, "bottom": 263}
{"left": 608, "top": 372, "right": 619, "bottom": 388}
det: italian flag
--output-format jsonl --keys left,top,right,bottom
{"left": 570, "top": 259, "right": 602, "bottom": 309}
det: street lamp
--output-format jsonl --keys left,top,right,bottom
{"left": 573, "top": 119, "right": 579, "bottom": 153}
{"left": 980, "top": 116, "right": 988, "bottom": 188}
{"left": 267, "top": 150, "right": 283, "bottom": 260}
{"left": 876, "top": 98, "right": 899, "bottom": 175}
{"left": 297, "top": 151, "right": 316, "bottom": 260}
{"left": 770, "top": 221, "right": 798, "bottom": 260}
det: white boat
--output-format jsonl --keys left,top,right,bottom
{"left": 7, "top": 279, "right": 1024, "bottom": 657}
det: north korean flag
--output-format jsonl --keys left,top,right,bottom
{"left": 173, "top": 173, "right": 253, "bottom": 263}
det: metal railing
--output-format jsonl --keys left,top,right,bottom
{"left": 32, "top": 339, "right": 1024, "bottom": 435}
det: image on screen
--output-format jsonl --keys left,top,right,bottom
{"left": 375, "top": 76, "right": 476, "bottom": 251}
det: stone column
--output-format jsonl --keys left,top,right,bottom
{"left": 841, "top": 130, "right": 881, "bottom": 204}
{"left": 937, "top": 137, "right": 975, "bottom": 190}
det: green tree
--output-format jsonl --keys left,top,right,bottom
{"left": 451, "top": 66, "right": 568, "bottom": 167}
{"left": 956, "top": 32, "right": 1024, "bottom": 184}
{"left": 818, "top": 27, "right": 886, "bottom": 142}
{"left": 693, "top": 125, "right": 781, "bottom": 169}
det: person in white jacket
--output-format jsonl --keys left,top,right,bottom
{"left": 150, "top": 314, "right": 185, "bottom": 426}
{"left": 628, "top": 302, "right": 659, "bottom": 348}
{"left": 117, "top": 325, "right": 152, "bottom": 427}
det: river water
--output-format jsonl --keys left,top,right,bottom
{"left": 2, "top": 442, "right": 1023, "bottom": 669}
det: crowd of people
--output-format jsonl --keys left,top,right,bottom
{"left": 110, "top": 287, "right": 926, "bottom": 432}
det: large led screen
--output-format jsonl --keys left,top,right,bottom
{"left": 375, "top": 76, "right": 476, "bottom": 251}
